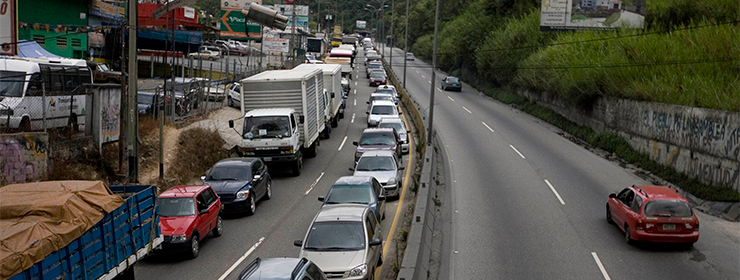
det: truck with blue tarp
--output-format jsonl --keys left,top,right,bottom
{"left": 1, "top": 181, "right": 161, "bottom": 280}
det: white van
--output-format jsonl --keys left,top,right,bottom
{"left": 0, "top": 57, "right": 91, "bottom": 131}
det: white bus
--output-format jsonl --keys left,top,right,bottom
{"left": 0, "top": 57, "right": 91, "bottom": 131}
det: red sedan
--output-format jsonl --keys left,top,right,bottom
{"left": 157, "top": 185, "right": 224, "bottom": 258}
{"left": 369, "top": 72, "right": 387, "bottom": 86}
{"left": 606, "top": 185, "right": 699, "bottom": 245}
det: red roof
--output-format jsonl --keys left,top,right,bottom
{"left": 159, "top": 185, "right": 209, "bottom": 197}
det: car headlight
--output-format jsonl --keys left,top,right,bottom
{"left": 171, "top": 234, "right": 187, "bottom": 243}
{"left": 387, "top": 178, "right": 397, "bottom": 185}
{"left": 349, "top": 263, "right": 367, "bottom": 277}
{"left": 235, "top": 189, "right": 250, "bottom": 201}
{"left": 243, "top": 152, "right": 255, "bottom": 156}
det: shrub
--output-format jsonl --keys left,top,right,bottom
{"left": 157, "top": 127, "right": 229, "bottom": 191}
{"left": 647, "top": 0, "right": 739, "bottom": 31}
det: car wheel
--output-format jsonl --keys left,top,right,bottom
{"left": 606, "top": 205, "right": 614, "bottom": 224}
{"left": 210, "top": 57, "right": 215, "bottom": 61}
{"left": 264, "top": 180, "right": 272, "bottom": 200}
{"left": 212, "top": 215, "right": 223, "bottom": 237}
{"left": 331, "top": 117, "right": 338, "bottom": 128}
{"left": 624, "top": 224, "right": 634, "bottom": 245}
{"left": 188, "top": 235, "right": 200, "bottom": 259}
{"left": 378, "top": 251, "right": 383, "bottom": 266}
{"left": 19, "top": 117, "right": 31, "bottom": 132}
{"left": 292, "top": 157, "right": 302, "bottom": 176}
{"left": 245, "top": 193, "right": 256, "bottom": 216}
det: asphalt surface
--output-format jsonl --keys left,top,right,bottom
{"left": 135, "top": 51, "right": 415, "bottom": 280}
{"left": 380, "top": 45, "right": 740, "bottom": 280}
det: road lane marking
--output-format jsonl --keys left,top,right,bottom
{"left": 354, "top": 99, "right": 357, "bottom": 106}
{"left": 304, "top": 172, "right": 325, "bottom": 195}
{"left": 428, "top": 81, "right": 432, "bottom": 84}
{"left": 217, "top": 237, "right": 265, "bottom": 280}
{"left": 355, "top": 81, "right": 358, "bottom": 86}
{"left": 544, "top": 180, "right": 566, "bottom": 205}
{"left": 338, "top": 136, "right": 348, "bottom": 151}
{"left": 509, "top": 145, "right": 526, "bottom": 159}
{"left": 415, "top": 70, "right": 419, "bottom": 73}
{"left": 447, "top": 96, "right": 455, "bottom": 101}
{"left": 421, "top": 75, "right": 425, "bottom": 78}
{"left": 462, "top": 106, "right": 472, "bottom": 114}
{"left": 482, "top": 121, "right": 494, "bottom": 132}
{"left": 354, "top": 89, "right": 357, "bottom": 95}
{"left": 437, "top": 87, "right": 443, "bottom": 92}
{"left": 351, "top": 113, "right": 355, "bottom": 123}
{"left": 591, "top": 252, "right": 612, "bottom": 280}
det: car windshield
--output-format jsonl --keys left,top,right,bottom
{"left": 447, "top": 77, "right": 459, "bottom": 83}
{"left": 379, "top": 122, "right": 405, "bottom": 134}
{"left": 158, "top": 197, "right": 196, "bottom": 217}
{"left": 360, "top": 132, "right": 396, "bottom": 145}
{"left": 303, "top": 221, "right": 365, "bottom": 251}
{"left": 371, "top": 105, "right": 395, "bottom": 115}
{"left": 0, "top": 70, "right": 25, "bottom": 97}
{"left": 375, "top": 89, "right": 394, "bottom": 95}
{"left": 99, "top": 64, "right": 110, "bottom": 71}
{"left": 325, "top": 184, "right": 375, "bottom": 204}
{"left": 643, "top": 200, "right": 693, "bottom": 217}
{"left": 243, "top": 116, "right": 292, "bottom": 139}
{"left": 371, "top": 73, "right": 386, "bottom": 78}
{"left": 206, "top": 164, "right": 252, "bottom": 181}
{"left": 356, "top": 156, "right": 396, "bottom": 171}
{"left": 138, "top": 94, "right": 154, "bottom": 105}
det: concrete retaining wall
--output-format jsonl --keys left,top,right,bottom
{"left": 520, "top": 90, "right": 740, "bottom": 191}
{"left": 0, "top": 133, "right": 49, "bottom": 184}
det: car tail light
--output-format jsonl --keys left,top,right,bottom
{"left": 446, "top": 83, "right": 451, "bottom": 85}
{"left": 694, "top": 219, "right": 699, "bottom": 231}
{"left": 636, "top": 218, "right": 644, "bottom": 230}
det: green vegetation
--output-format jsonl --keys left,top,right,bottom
{"left": 603, "top": 12, "right": 621, "bottom": 26}
{"left": 156, "top": 127, "right": 229, "bottom": 191}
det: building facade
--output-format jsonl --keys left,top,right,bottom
{"left": 17, "top": 0, "right": 89, "bottom": 59}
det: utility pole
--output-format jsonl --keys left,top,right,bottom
{"left": 390, "top": 0, "right": 394, "bottom": 69}
{"left": 403, "top": 0, "right": 409, "bottom": 89}
{"left": 317, "top": 0, "right": 320, "bottom": 33}
{"left": 126, "top": 0, "right": 139, "bottom": 183}
{"left": 290, "top": 0, "right": 296, "bottom": 67}
{"left": 428, "top": 0, "right": 440, "bottom": 143}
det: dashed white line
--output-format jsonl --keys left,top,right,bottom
{"left": 428, "top": 80, "right": 432, "bottom": 84}
{"left": 591, "top": 252, "right": 612, "bottom": 280}
{"left": 354, "top": 81, "right": 358, "bottom": 86}
{"left": 462, "top": 106, "right": 472, "bottom": 114}
{"left": 354, "top": 89, "right": 357, "bottom": 95}
{"left": 354, "top": 99, "right": 356, "bottom": 106}
{"left": 447, "top": 96, "right": 455, "bottom": 101}
{"left": 217, "top": 237, "right": 266, "bottom": 280}
{"left": 437, "top": 87, "right": 443, "bottom": 92}
{"left": 351, "top": 113, "right": 355, "bottom": 123}
{"left": 509, "top": 145, "right": 526, "bottom": 159}
{"left": 481, "top": 121, "right": 494, "bottom": 132}
{"left": 304, "top": 172, "right": 325, "bottom": 195}
{"left": 544, "top": 179, "right": 566, "bottom": 205}
{"left": 338, "top": 136, "right": 348, "bottom": 151}
{"left": 416, "top": 70, "right": 419, "bottom": 73}
{"left": 421, "top": 75, "right": 426, "bottom": 78}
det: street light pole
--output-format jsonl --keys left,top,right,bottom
{"left": 390, "top": 0, "right": 394, "bottom": 69}
{"left": 428, "top": 0, "right": 440, "bottom": 143}
{"left": 403, "top": 0, "right": 409, "bottom": 89}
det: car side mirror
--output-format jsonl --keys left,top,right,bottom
{"left": 299, "top": 115, "right": 305, "bottom": 124}
{"left": 253, "top": 174, "right": 261, "bottom": 181}
{"left": 349, "top": 167, "right": 355, "bottom": 172}
{"left": 318, "top": 196, "right": 325, "bottom": 202}
{"left": 398, "top": 111, "right": 402, "bottom": 115}
{"left": 378, "top": 195, "right": 385, "bottom": 201}
{"left": 352, "top": 141, "right": 358, "bottom": 146}
{"left": 369, "top": 238, "right": 382, "bottom": 246}
{"left": 609, "top": 193, "right": 617, "bottom": 198}
{"left": 228, "top": 120, "right": 235, "bottom": 128}
{"left": 366, "top": 101, "right": 370, "bottom": 104}
{"left": 200, "top": 176, "right": 206, "bottom": 181}
{"left": 366, "top": 112, "right": 370, "bottom": 115}
{"left": 199, "top": 209, "right": 209, "bottom": 215}
{"left": 294, "top": 240, "right": 303, "bottom": 247}
{"left": 398, "top": 166, "right": 405, "bottom": 170}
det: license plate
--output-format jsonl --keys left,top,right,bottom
{"left": 263, "top": 157, "right": 272, "bottom": 162}
{"left": 663, "top": 224, "right": 676, "bottom": 230}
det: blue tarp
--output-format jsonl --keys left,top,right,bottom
{"left": 137, "top": 30, "right": 202, "bottom": 45}
{"left": 16, "top": 40, "right": 63, "bottom": 58}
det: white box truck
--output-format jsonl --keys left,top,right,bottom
{"left": 228, "top": 68, "right": 326, "bottom": 176}
{"left": 294, "top": 63, "right": 344, "bottom": 129}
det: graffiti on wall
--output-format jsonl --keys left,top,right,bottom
{"left": 0, "top": 133, "right": 48, "bottom": 184}
{"left": 689, "top": 160, "right": 740, "bottom": 189}
{"left": 651, "top": 141, "right": 680, "bottom": 167}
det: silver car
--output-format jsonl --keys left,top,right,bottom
{"left": 367, "top": 100, "right": 399, "bottom": 127}
{"left": 351, "top": 150, "right": 405, "bottom": 198}
{"left": 295, "top": 204, "right": 383, "bottom": 279}
{"left": 378, "top": 117, "right": 409, "bottom": 154}
{"left": 366, "top": 93, "right": 396, "bottom": 113}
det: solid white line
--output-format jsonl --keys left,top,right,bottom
{"left": 509, "top": 145, "right": 526, "bottom": 159}
{"left": 462, "top": 106, "right": 472, "bottom": 114}
{"left": 591, "top": 252, "right": 612, "bottom": 280}
{"left": 447, "top": 96, "right": 455, "bottom": 101}
{"left": 217, "top": 237, "right": 266, "bottom": 280}
{"left": 544, "top": 179, "right": 566, "bottom": 205}
{"left": 354, "top": 99, "right": 357, "bottom": 106}
{"left": 354, "top": 89, "right": 357, "bottom": 95}
{"left": 305, "top": 172, "right": 325, "bottom": 195}
{"left": 338, "top": 136, "right": 348, "bottom": 151}
{"left": 351, "top": 113, "right": 355, "bottom": 123}
{"left": 481, "top": 121, "right": 494, "bottom": 132}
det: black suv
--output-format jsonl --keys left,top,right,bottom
{"left": 238, "top": 257, "right": 327, "bottom": 280}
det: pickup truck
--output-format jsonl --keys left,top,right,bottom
{"left": 4, "top": 182, "right": 161, "bottom": 280}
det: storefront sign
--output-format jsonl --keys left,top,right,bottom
{"left": 0, "top": 0, "right": 16, "bottom": 55}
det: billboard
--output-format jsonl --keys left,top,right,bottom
{"left": 220, "top": 0, "right": 262, "bottom": 40}
{"left": 0, "top": 0, "right": 17, "bottom": 56}
{"left": 540, "top": 0, "right": 645, "bottom": 31}
{"left": 356, "top": 20, "right": 367, "bottom": 29}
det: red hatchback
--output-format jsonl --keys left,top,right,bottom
{"left": 158, "top": 185, "right": 223, "bottom": 258}
{"left": 606, "top": 185, "right": 699, "bottom": 245}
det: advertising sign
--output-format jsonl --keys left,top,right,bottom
{"left": 356, "top": 20, "right": 367, "bottom": 29}
{"left": 220, "top": 0, "right": 262, "bottom": 40}
{"left": 273, "top": 4, "right": 309, "bottom": 16}
{"left": 184, "top": 7, "right": 196, "bottom": 19}
{"left": 540, "top": 0, "right": 645, "bottom": 31}
{"left": 0, "top": 0, "right": 17, "bottom": 56}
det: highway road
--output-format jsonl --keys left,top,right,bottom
{"left": 380, "top": 45, "right": 740, "bottom": 280}
{"left": 135, "top": 51, "right": 416, "bottom": 280}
